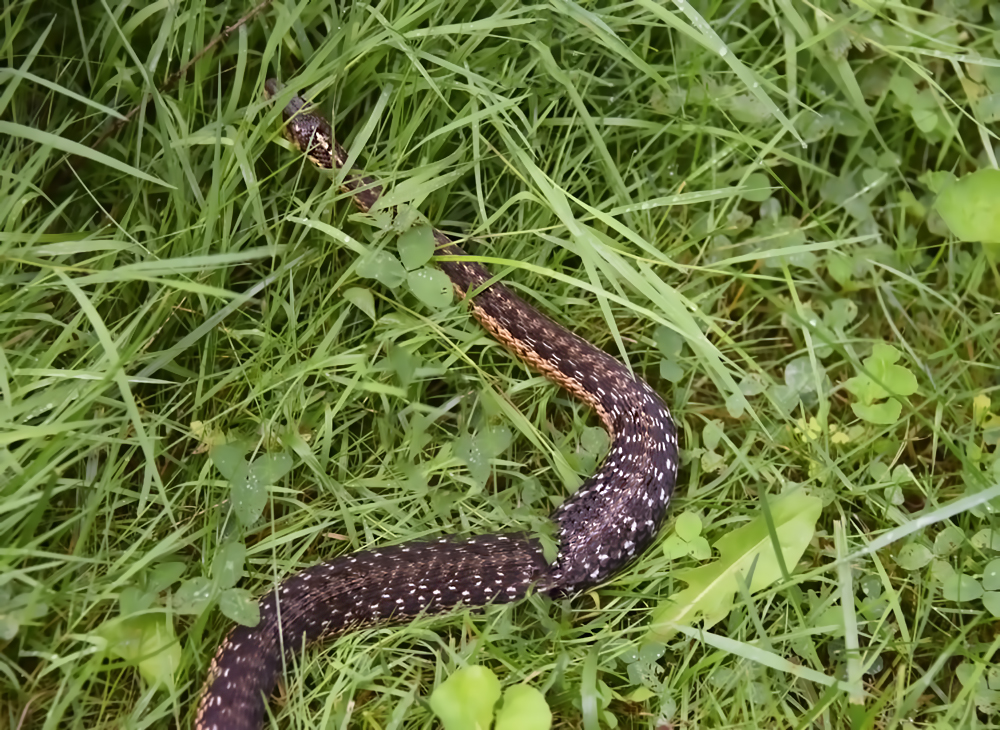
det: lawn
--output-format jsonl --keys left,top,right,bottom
{"left": 3, "top": 1, "right": 1000, "bottom": 728}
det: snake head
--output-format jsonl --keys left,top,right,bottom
{"left": 264, "top": 78, "right": 336, "bottom": 169}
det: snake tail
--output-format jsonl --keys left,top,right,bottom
{"left": 194, "top": 79, "right": 679, "bottom": 730}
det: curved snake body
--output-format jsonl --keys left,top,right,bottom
{"left": 194, "top": 79, "right": 679, "bottom": 730}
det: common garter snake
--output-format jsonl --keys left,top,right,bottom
{"left": 194, "top": 78, "right": 679, "bottom": 729}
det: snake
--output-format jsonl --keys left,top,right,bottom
{"left": 194, "top": 78, "right": 680, "bottom": 730}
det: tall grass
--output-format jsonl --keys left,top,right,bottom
{"left": 2, "top": 1, "right": 999, "bottom": 728}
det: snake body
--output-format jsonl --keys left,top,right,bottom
{"left": 194, "top": 79, "right": 679, "bottom": 730}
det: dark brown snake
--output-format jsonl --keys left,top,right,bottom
{"left": 194, "top": 79, "right": 679, "bottom": 729}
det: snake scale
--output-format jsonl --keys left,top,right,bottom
{"left": 194, "top": 79, "right": 679, "bottom": 729}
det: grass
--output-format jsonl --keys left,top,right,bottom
{"left": 3, "top": 0, "right": 1000, "bottom": 728}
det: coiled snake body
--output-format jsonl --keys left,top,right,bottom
{"left": 194, "top": 79, "right": 679, "bottom": 729}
